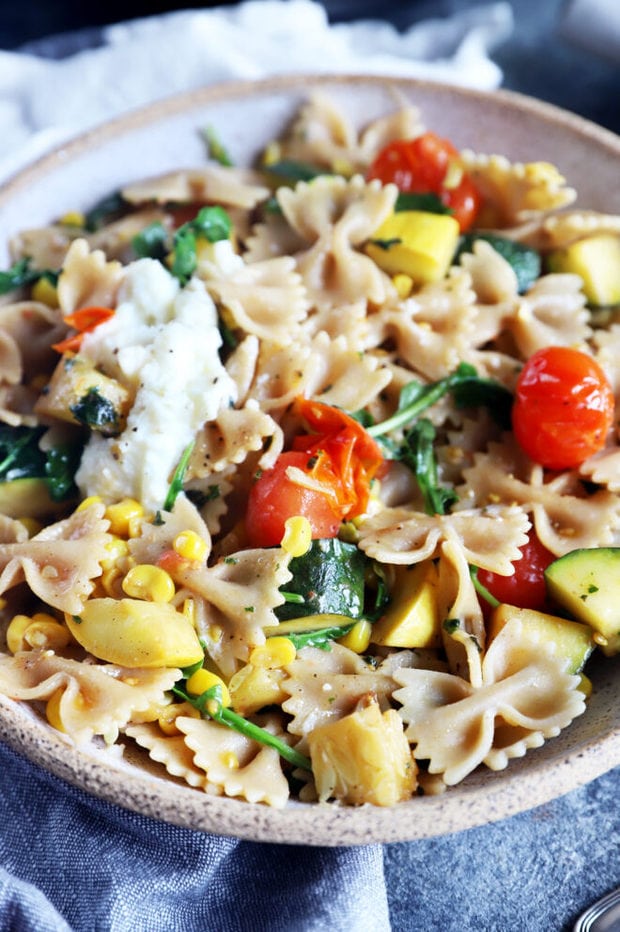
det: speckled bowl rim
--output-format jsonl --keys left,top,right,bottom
{"left": 0, "top": 74, "right": 618, "bottom": 846}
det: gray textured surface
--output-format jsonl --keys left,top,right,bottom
{"left": 385, "top": 768, "right": 620, "bottom": 931}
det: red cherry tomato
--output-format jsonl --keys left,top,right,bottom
{"left": 477, "top": 530, "right": 555, "bottom": 615}
{"left": 366, "top": 133, "right": 482, "bottom": 231}
{"left": 512, "top": 346, "right": 615, "bottom": 470}
{"left": 245, "top": 451, "right": 342, "bottom": 548}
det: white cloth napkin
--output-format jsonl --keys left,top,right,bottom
{"left": 0, "top": 0, "right": 514, "bottom": 183}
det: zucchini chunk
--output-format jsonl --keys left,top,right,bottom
{"left": 276, "top": 538, "right": 367, "bottom": 622}
{"left": 544, "top": 548, "right": 620, "bottom": 656}
{"left": 488, "top": 603, "right": 594, "bottom": 673}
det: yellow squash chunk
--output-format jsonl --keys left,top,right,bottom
{"left": 488, "top": 603, "right": 594, "bottom": 672}
{"left": 307, "top": 696, "right": 417, "bottom": 806}
{"left": 546, "top": 233, "right": 620, "bottom": 307}
{"left": 371, "top": 561, "right": 440, "bottom": 648}
{"left": 65, "top": 598, "right": 203, "bottom": 668}
{"left": 228, "top": 664, "right": 288, "bottom": 716}
{"left": 365, "top": 210, "right": 460, "bottom": 284}
{"left": 544, "top": 547, "right": 620, "bottom": 656}
{"left": 0, "top": 477, "right": 69, "bottom": 519}
{"left": 35, "top": 355, "right": 130, "bottom": 433}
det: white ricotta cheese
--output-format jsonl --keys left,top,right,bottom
{"left": 76, "top": 259, "right": 237, "bottom": 511}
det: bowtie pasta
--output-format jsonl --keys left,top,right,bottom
{"left": 0, "top": 90, "right": 619, "bottom": 809}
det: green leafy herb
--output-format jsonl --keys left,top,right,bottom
{"left": 276, "top": 538, "right": 368, "bottom": 622}
{"left": 70, "top": 388, "right": 119, "bottom": 432}
{"left": 171, "top": 206, "right": 232, "bottom": 285}
{"left": 132, "top": 221, "right": 169, "bottom": 260}
{"left": 162, "top": 440, "right": 195, "bottom": 511}
{"left": 280, "top": 622, "right": 355, "bottom": 650}
{"left": 0, "top": 258, "right": 58, "bottom": 295}
{"left": 443, "top": 618, "right": 461, "bottom": 634}
{"left": 395, "top": 192, "right": 452, "bottom": 214}
{"left": 84, "top": 191, "right": 127, "bottom": 232}
{"left": 0, "top": 424, "right": 81, "bottom": 502}
{"left": 203, "top": 125, "right": 234, "bottom": 167}
{"left": 400, "top": 418, "right": 458, "bottom": 516}
{"left": 173, "top": 682, "right": 312, "bottom": 771}
{"left": 264, "top": 160, "right": 328, "bottom": 183}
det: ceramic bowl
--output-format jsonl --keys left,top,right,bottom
{"left": 0, "top": 74, "right": 618, "bottom": 845}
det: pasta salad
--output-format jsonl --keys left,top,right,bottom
{"left": 0, "top": 91, "right": 619, "bottom": 808}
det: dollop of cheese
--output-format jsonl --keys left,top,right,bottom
{"left": 76, "top": 259, "right": 236, "bottom": 511}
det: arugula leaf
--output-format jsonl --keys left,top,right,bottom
{"left": 162, "top": 440, "right": 195, "bottom": 511}
{"left": 469, "top": 565, "right": 500, "bottom": 608}
{"left": 172, "top": 681, "right": 312, "bottom": 771}
{"left": 281, "top": 622, "right": 355, "bottom": 651}
{"left": 401, "top": 418, "right": 458, "bottom": 516}
{"left": 70, "top": 388, "right": 119, "bottom": 432}
{"left": 450, "top": 374, "right": 513, "bottom": 430}
{"left": 171, "top": 206, "right": 232, "bottom": 285}
{"left": 395, "top": 192, "right": 453, "bottom": 214}
{"left": 84, "top": 191, "right": 127, "bottom": 232}
{"left": 0, "top": 424, "right": 81, "bottom": 501}
{"left": 45, "top": 443, "right": 82, "bottom": 501}
{"left": 132, "top": 221, "right": 169, "bottom": 260}
{"left": 264, "top": 160, "right": 328, "bottom": 183}
{"left": 203, "top": 125, "right": 234, "bottom": 167}
{"left": 0, "top": 259, "right": 58, "bottom": 295}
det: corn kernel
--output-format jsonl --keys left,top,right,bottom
{"left": 249, "top": 636, "right": 297, "bottom": 669}
{"left": 24, "top": 619, "right": 71, "bottom": 651}
{"left": 6, "top": 614, "right": 34, "bottom": 653}
{"left": 392, "top": 273, "right": 414, "bottom": 300}
{"left": 173, "top": 530, "right": 209, "bottom": 563}
{"left": 46, "top": 688, "right": 66, "bottom": 732}
{"left": 280, "top": 515, "right": 312, "bottom": 557}
{"left": 122, "top": 564, "right": 176, "bottom": 603}
{"left": 262, "top": 141, "right": 281, "bottom": 166}
{"left": 220, "top": 751, "right": 239, "bottom": 769}
{"left": 338, "top": 619, "right": 373, "bottom": 654}
{"left": 31, "top": 276, "right": 58, "bottom": 308}
{"left": 105, "top": 499, "right": 144, "bottom": 537}
{"left": 77, "top": 496, "right": 104, "bottom": 513}
{"left": 59, "top": 211, "right": 85, "bottom": 227}
{"left": 207, "top": 624, "right": 223, "bottom": 644}
{"left": 578, "top": 673, "right": 593, "bottom": 700}
{"left": 185, "top": 669, "right": 231, "bottom": 707}
{"left": 100, "top": 536, "right": 130, "bottom": 571}
{"left": 332, "top": 157, "right": 353, "bottom": 177}
{"left": 127, "top": 514, "right": 147, "bottom": 538}
{"left": 158, "top": 701, "right": 201, "bottom": 735}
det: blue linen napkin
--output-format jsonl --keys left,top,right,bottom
{"left": 0, "top": 742, "right": 390, "bottom": 931}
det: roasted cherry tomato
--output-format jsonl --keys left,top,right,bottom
{"left": 512, "top": 346, "right": 615, "bottom": 470}
{"left": 245, "top": 451, "right": 343, "bottom": 548}
{"left": 245, "top": 400, "right": 385, "bottom": 548}
{"left": 366, "top": 133, "right": 482, "bottom": 231}
{"left": 477, "top": 530, "right": 556, "bottom": 616}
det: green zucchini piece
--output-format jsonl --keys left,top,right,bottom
{"left": 544, "top": 547, "right": 620, "bottom": 656}
{"left": 488, "top": 603, "right": 594, "bottom": 673}
{"left": 276, "top": 538, "right": 367, "bottom": 622}
{"left": 455, "top": 233, "right": 541, "bottom": 293}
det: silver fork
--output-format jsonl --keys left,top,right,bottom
{"left": 574, "top": 886, "right": 620, "bottom": 931}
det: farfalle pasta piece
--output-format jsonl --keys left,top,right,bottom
{"left": 460, "top": 152, "right": 577, "bottom": 227}
{"left": 278, "top": 175, "right": 397, "bottom": 308}
{"left": 169, "top": 548, "right": 292, "bottom": 676}
{"left": 189, "top": 403, "right": 284, "bottom": 476}
{"left": 176, "top": 715, "right": 290, "bottom": 807}
{"left": 9, "top": 225, "right": 77, "bottom": 272}
{"left": 393, "top": 618, "right": 585, "bottom": 785}
{"left": 282, "top": 644, "right": 405, "bottom": 743}
{"left": 368, "top": 266, "right": 479, "bottom": 380}
{"left": 207, "top": 256, "right": 308, "bottom": 344}
{"left": 579, "top": 445, "right": 620, "bottom": 493}
{"left": 124, "top": 722, "right": 213, "bottom": 790}
{"left": 122, "top": 166, "right": 270, "bottom": 211}
{"left": 460, "top": 441, "right": 620, "bottom": 555}
{"left": 57, "top": 239, "right": 125, "bottom": 316}
{"left": 528, "top": 210, "right": 620, "bottom": 251}
{"left": 507, "top": 274, "right": 590, "bottom": 359}
{"left": 0, "top": 650, "right": 179, "bottom": 745}
{"left": 0, "top": 502, "right": 111, "bottom": 614}
{"left": 357, "top": 503, "right": 530, "bottom": 574}
{"left": 128, "top": 496, "right": 211, "bottom": 567}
